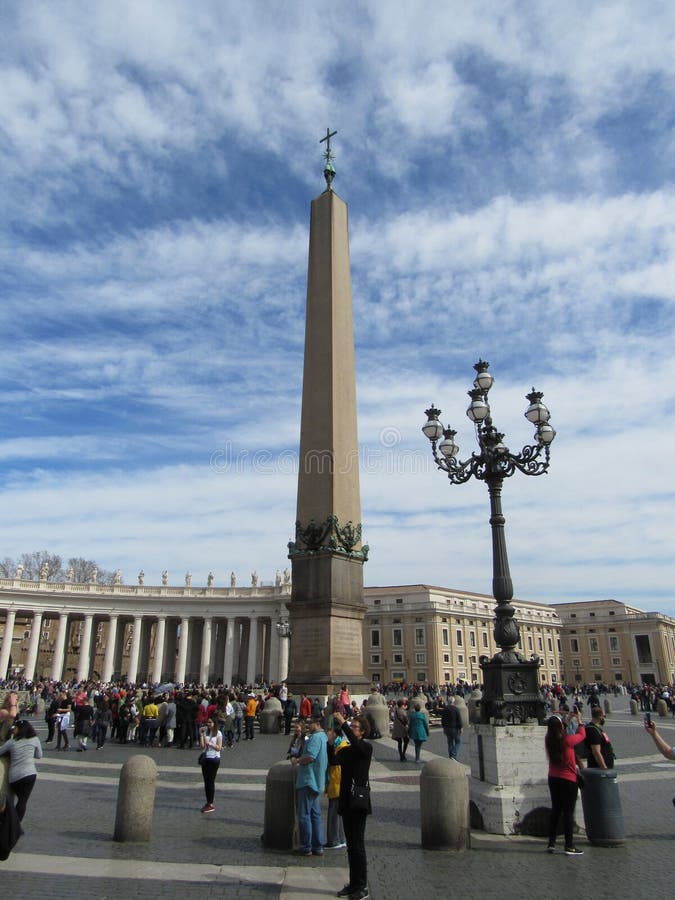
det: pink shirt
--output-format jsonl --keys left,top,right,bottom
{"left": 548, "top": 725, "right": 586, "bottom": 782}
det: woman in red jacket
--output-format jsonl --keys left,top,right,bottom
{"left": 545, "top": 709, "right": 586, "bottom": 856}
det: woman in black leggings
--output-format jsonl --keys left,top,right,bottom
{"left": 198, "top": 717, "right": 222, "bottom": 814}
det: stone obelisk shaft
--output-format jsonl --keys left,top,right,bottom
{"left": 287, "top": 188, "right": 368, "bottom": 694}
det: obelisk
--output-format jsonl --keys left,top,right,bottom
{"left": 286, "top": 130, "right": 369, "bottom": 695}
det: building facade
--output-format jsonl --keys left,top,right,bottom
{"left": 362, "top": 584, "right": 563, "bottom": 687}
{"left": 552, "top": 599, "right": 675, "bottom": 685}
{"left": 5, "top": 579, "right": 671, "bottom": 689}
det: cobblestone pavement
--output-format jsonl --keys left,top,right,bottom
{"left": 2, "top": 701, "right": 673, "bottom": 899}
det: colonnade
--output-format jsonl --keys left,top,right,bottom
{"left": 0, "top": 585, "right": 291, "bottom": 687}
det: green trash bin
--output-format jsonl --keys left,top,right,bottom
{"left": 579, "top": 768, "right": 625, "bottom": 846}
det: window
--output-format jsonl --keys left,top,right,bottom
{"left": 594, "top": 673, "right": 602, "bottom": 681}
{"left": 609, "top": 611, "right": 615, "bottom": 616}
{"left": 415, "top": 653, "right": 426, "bottom": 664}
{"left": 457, "top": 654, "right": 464, "bottom": 663}
{"left": 392, "top": 671, "right": 405, "bottom": 682}
{"left": 591, "top": 658, "right": 601, "bottom": 666}
{"left": 527, "top": 636, "right": 533, "bottom": 650}
{"left": 371, "top": 673, "right": 380, "bottom": 682}
{"left": 614, "top": 672, "right": 622, "bottom": 680}
{"left": 370, "top": 629, "right": 381, "bottom": 648}
{"left": 444, "top": 673, "right": 451, "bottom": 682}
{"left": 456, "top": 630, "right": 463, "bottom": 646}
{"left": 443, "top": 653, "right": 450, "bottom": 663}
{"left": 392, "top": 628, "right": 403, "bottom": 647}
{"left": 469, "top": 632, "right": 476, "bottom": 648}
{"left": 611, "top": 657, "right": 621, "bottom": 666}
{"left": 609, "top": 636, "right": 619, "bottom": 651}
{"left": 547, "top": 637, "right": 553, "bottom": 652}
{"left": 417, "top": 672, "right": 426, "bottom": 682}
{"left": 370, "top": 654, "right": 380, "bottom": 664}
{"left": 550, "top": 658, "right": 555, "bottom": 667}
{"left": 570, "top": 638, "right": 579, "bottom": 653}
{"left": 573, "top": 660, "right": 580, "bottom": 667}
{"left": 442, "top": 628, "right": 449, "bottom": 646}
{"left": 415, "top": 627, "right": 425, "bottom": 647}
{"left": 589, "top": 638, "right": 599, "bottom": 653}
{"left": 396, "top": 598, "right": 403, "bottom": 605}
{"left": 557, "top": 639, "right": 562, "bottom": 653}
{"left": 590, "top": 612, "right": 595, "bottom": 617}
{"left": 374, "top": 599, "right": 381, "bottom": 605}
{"left": 537, "top": 637, "right": 543, "bottom": 651}
{"left": 571, "top": 613, "right": 576, "bottom": 618}
{"left": 482, "top": 632, "right": 489, "bottom": 648}
{"left": 393, "top": 653, "right": 403, "bottom": 664}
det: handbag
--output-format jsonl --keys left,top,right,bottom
{"left": 197, "top": 751, "right": 206, "bottom": 765}
{"left": 350, "top": 782, "right": 370, "bottom": 811}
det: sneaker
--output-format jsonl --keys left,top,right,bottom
{"left": 312, "top": 849, "right": 324, "bottom": 856}
{"left": 336, "top": 887, "right": 354, "bottom": 898}
{"left": 293, "top": 848, "right": 312, "bottom": 857}
{"left": 546, "top": 843, "right": 555, "bottom": 853}
{"left": 349, "top": 890, "right": 370, "bottom": 900}
{"left": 202, "top": 804, "right": 215, "bottom": 813}
{"left": 325, "top": 842, "right": 347, "bottom": 849}
{"left": 564, "top": 847, "right": 584, "bottom": 856}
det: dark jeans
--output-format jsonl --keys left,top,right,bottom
{"left": 342, "top": 810, "right": 368, "bottom": 891}
{"left": 444, "top": 728, "right": 461, "bottom": 759}
{"left": 11, "top": 774, "right": 37, "bottom": 821}
{"left": 395, "top": 737, "right": 409, "bottom": 760}
{"left": 200, "top": 757, "right": 220, "bottom": 804}
{"left": 244, "top": 716, "right": 255, "bottom": 740}
{"left": 548, "top": 775, "right": 578, "bottom": 847}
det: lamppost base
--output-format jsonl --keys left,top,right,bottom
{"left": 479, "top": 657, "right": 545, "bottom": 725}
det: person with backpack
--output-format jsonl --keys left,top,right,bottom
{"left": 585, "top": 706, "right": 615, "bottom": 769}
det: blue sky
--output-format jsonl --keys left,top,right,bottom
{"left": 1, "top": 1, "right": 674, "bottom": 614}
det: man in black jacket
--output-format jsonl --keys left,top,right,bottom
{"left": 440, "top": 698, "right": 463, "bottom": 760}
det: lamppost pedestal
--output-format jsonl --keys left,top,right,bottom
{"left": 468, "top": 723, "right": 584, "bottom": 835}
{"left": 479, "top": 656, "right": 544, "bottom": 725}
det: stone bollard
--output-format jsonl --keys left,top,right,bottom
{"left": 467, "top": 690, "right": 482, "bottom": 724}
{"left": 262, "top": 761, "right": 296, "bottom": 850}
{"left": 656, "top": 698, "right": 668, "bottom": 718}
{"left": 629, "top": 699, "right": 638, "bottom": 716}
{"left": 113, "top": 755, "right": 157, "bottom": 842}
{"left": 420, "top": 758, "right": 470, "bottom": 850}
{"left": 453, "top": 695, "right": 469, "bottom": 729}
{"left": 603, "top": 698, "right": 612, "bottom": 716}
{"left": 364, "top": 690, "right": 389, "bottom": 739}
{"left": 260, "top": 697, "right": 283, "bottom": 734}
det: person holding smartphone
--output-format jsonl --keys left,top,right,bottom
{"left": 544, "top": 709, "right": 586, "bottom": 856}
{"left": 644, "top": 715, "right": 675, "bottom": 760}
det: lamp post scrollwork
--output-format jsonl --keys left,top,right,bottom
{"left": 423, "top": 360, "right": 555, "bottom": 724}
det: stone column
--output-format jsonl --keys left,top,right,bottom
{"left": 102, "top": 616, "right": 119, "bottom": 682}
{"left": 175, "top": 617, "right": 190, "bottom": 684}
{"left": 151, "top": 616, "right": 166, "bottom": 684}
{"left": 127, "top": 615, "right": 143, "bottom": 685}
{"left": 0, "top": 609, "right": 17, "bottom": 679}
{"left": 51, "top": 612, "right": 69, "bottom": 682}
{"left": 24, "top": 611, "right": 43, "bottom": 682}
{"left": 200, "top": 617, "right": 212, "bottom": 685}
{"left": 268, "top": 620, "right": 281, "bottom": 683}
{"left": 77, "top": 613, "right": 94, "bottom": 682}
{"left": 223, "top": 620, "right": 235, "bottom": 686}
{"left": 246, "top": 616, "right": 259, "bottom": 686}
{"left": 278, "top": 631, "right": 290, "bottom": 683}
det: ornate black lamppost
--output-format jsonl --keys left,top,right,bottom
{"left": 422, "top": 360, "right": 555, "bottom": 724}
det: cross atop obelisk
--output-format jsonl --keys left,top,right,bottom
{"left": 285, "top": 134, "right": 369, "bottom": 695}
{"left": 319, "top": 127, "right": 337, "bottom": 190}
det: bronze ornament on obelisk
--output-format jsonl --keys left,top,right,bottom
{"left": 286, "top": 131, "right": 369, "bottom": 695}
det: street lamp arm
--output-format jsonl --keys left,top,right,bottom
{"left": 429, "top": 442, "right": 480, "bottom": 484}
{"left": 507, "top": 443, "right": 551, "bottom": 478}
